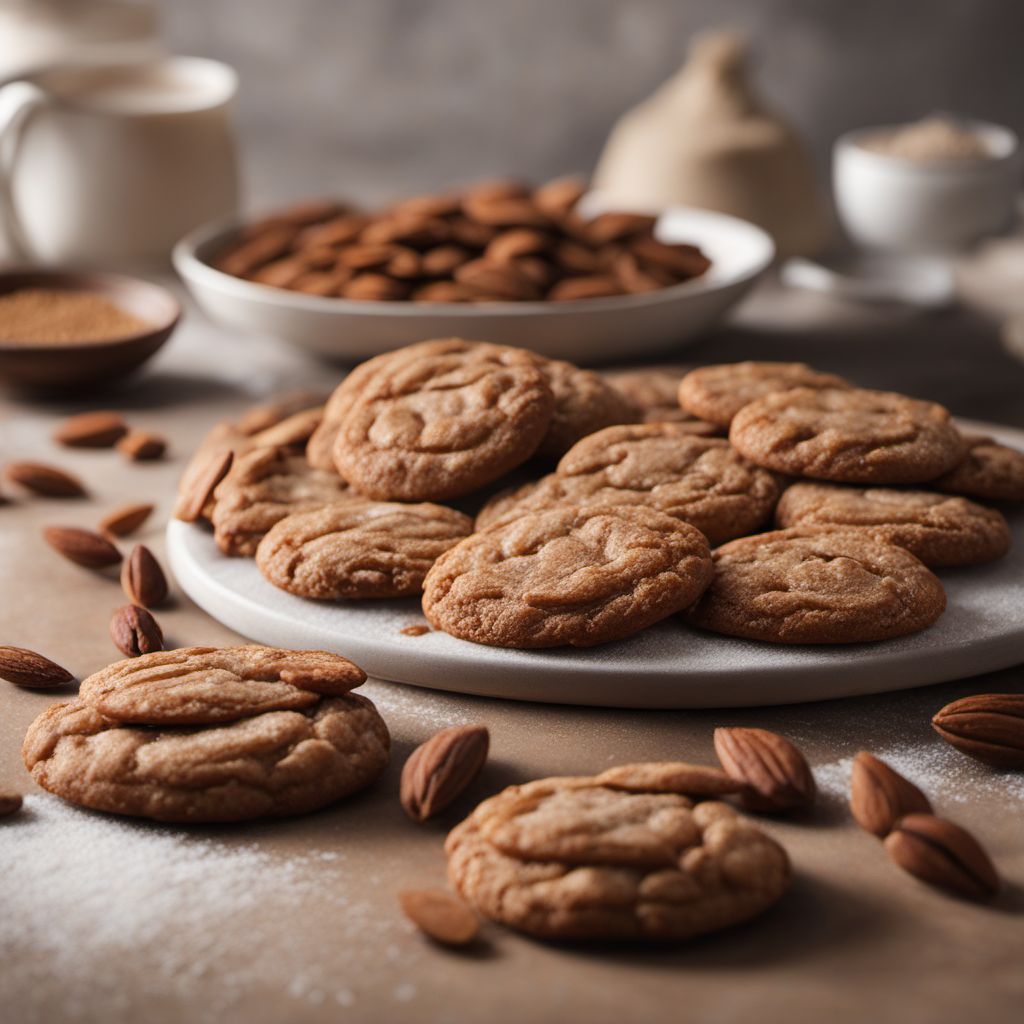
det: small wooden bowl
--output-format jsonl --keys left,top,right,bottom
{"left": 0, "top": 269, "right": 181, "bottom": 393}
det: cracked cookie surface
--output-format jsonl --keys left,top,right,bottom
{"left": 604, "top": 368, "right": 722, "bottom": 432}
{"left": 685, "top": 528, "right": 946, "bottom": 644}
{"left": 931, "top": 433, "right": 1024, "bottom": 503}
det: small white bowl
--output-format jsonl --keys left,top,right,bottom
{"left": 833, "top": 120, "right": 1022, "bottom": 253}
{"left": 173, "top": 203, "right": 774, "bottom": 364}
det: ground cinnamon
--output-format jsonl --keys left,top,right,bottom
{"left": 0, "top": 288, "right": 153, "bottom": 344}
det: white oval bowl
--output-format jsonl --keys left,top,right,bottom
{"left": 172, "top": 203, "right": 774, "bottom": 364}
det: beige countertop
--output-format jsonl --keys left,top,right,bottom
{"left": 2, "top": 279, "right": 1023, "bottom": 1024}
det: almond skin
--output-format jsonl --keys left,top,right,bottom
{"left": 99, "top": 502, "right": 155, "bottom": 538}
{"left": 400, "top": 724, "right": 489, "bottom": 822}
{"left": 43, "top": 526, "right": 121, "bottom": 569}
{"left": 110, "top": 604, "right": 164, "bottom": 658}
{"left": 0, "top": 645, "right": 74, "bottom": 689}
{"left": 5, "top": 461, "right": 87, "bottom": 498}
{"left": 53, "top": 411, "right": 127, "bottom": 448}
{"left": 713, "top": 727, "right": 816, "bottom": 813}
{"left": 884, "top": 813, "right": 999, "bottom": 901}
{"left": 850, "top": 752, "right": 932, "bottom": 837}
{"left": 121, "top": 544, "right": 169, "bottom": 607}
{"left": 0, "top": 791, "right": 23, "bottom": 818}
{"left": 931, "top": 693, "right": 1024, "bottom": 769}
{"left": 398, "top": 889, "right": 480, "bottom": 946}
{"left": 117, "top": 431, "right": 167, "bottom": 461}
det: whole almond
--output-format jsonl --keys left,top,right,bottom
{"left": 175, "top": 448, "right": 233, "bottom": 523}
{"left": 121, "top": 544, "right": 169, "bottom": 607}
{"left": 884, "top": 813, "right": 999, "bottom": 901}
{"left": 850, "top": 752, "right": 932, "bottom": 837}
{"left": 0, "top": 645, "right": 74, "bottom": 689}
{"left": 398, "top": 889, "right": 480, "bottom": 947}
{"left": 5, "top": 461, "right": 87, "bottom": 498}
{"left": 931, "top": 693, "right": 1024, "bottom": 769}
{"left": 462, "top": 195, "right": 550, "bottom": 229}
{"left": 713, "top": 727, "right": 816, "bottom": 813}
{"left": 110, "top": 604, "right": 164, "bottom": 657}
{"left": 547, "top": 275, "right": 623, "bottom": 301}
{"left": 454, "top": 259, "right": 541, "bottom": 301}
{"left": 99, "top": 502, "right": 155, "bottom": 538}
{"left": 400, "top": 724, "right": 489, "bottom": 822}
{"left": 0, "top": 791, "right": 23, "bottom": 818}
{"left": 585, "top": 211, "right": 657, "bottom": 245}
{"left": 43, "top": 526, "right": 121, "bottom": 569}
{"left": 117, "top": 430, "right": 167, "bottom": 462}
{"left": 533, "top": 175, "right": 587, "bottom": 216}
{"left": 53, "top": 411, "right": 127, "bottom": 448}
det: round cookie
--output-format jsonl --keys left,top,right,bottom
{"left": 678, "top": 361, "right": 849, "bottom": 427}
{"left": 775, "top": 482, "right": 1011, "bottom": 567}
{"left": 446, "top": 776, "right": 790, "bottom": 942}
{"left": 604, "top": 367, "right": 722, "bottom": 433}
{"left": 211, "top": 446, "right": 353, "bottom": 556}
{"left": 476, "top": 425, "right": 781, "bottom": 544}
{"left": 729, "top": 387, "right": 966, "bottom": 485}
{"left": 685, "top": 528, "right": 946, "bottom": 644}
{"left": 256, "top": 500, "right": 473, "bottom": 599}
{"left": 931, "top": 433, "right": 1024, "bottom": 503}
{"left": 422, "top": 504, "right": 713, "bottom": 649}
{"left": 333, "top": 338, "right": 554, "bottom": 501}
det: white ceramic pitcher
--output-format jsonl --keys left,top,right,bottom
{"left": 0, "top": 56, "right": 239, "bottom": 267}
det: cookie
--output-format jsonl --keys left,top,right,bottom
{"left": 422, "top": 504, "right": 713, "bottom": 648}
{"left": 931, "top": 433, "right": 1024, "bottom": 503}
{"left": 256, "top": 500, "right": 473, "bottom": 599}
{"left": 685, "top": 528, "right": 946, "bottom": 644}
{"left": 775, "top": 482, "right": 1011, "bottom": 567}
{"left": 23, "top": 646, "right": 388, "bottom": 823}
{"left": 307, "top": 362, "right": 382, "bottom": 471}
{"left": 678, "top": 361, "right": 849, "bottom": 427}
{"left": 211, "top": 446, "right": 353, "bottom": 556}
{"left": 604, "top": 368, "right": 722, "bottom": 433}
{"left": 333, "top": 338, "right": 554, "bottom": 501}
{"left": 446, "top": 774, "right": 790, "bottom": 942}
{"left": 730, "top": 387, "right": 966, "bottom": 484}
{"left": 476, "top": 426, "right": 780, "bottom": 544}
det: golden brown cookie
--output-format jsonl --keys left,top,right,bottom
{"left": 775, "top": 482, "right": 1011, "bottom": 567}
{"left": 730, "top": 387, "right": 966, "bottom": 485}
{"left": 476, "top": 426, "right": 780, "bottom": 544}
{"left": 306, "top": 362, "right": 382, "bottom": 471}
{"left": 678, "top": 361, "right": 849, "bottom": 427}
{"left": 931, "top": 433, "right": 1024, "bottom": 503}
{"left": 211, "top": 447, "right": 353, "bottom": 556}
{"left": 685, "top": 528, "right": 946, "bottom": 644}
{"left": 446, "top": 774, "right": 790, "bottom": 942}
{"left": 256, "top": 500, "right": 473, "bottom": 599}
{"left": 423, "top": 504, "right": 713, "bottom": 648}
{"left": 333, "top": 338, "right": 554, "bottom": 501}
{"left": 604, "top": 367, "right": 722, "bottom": 432}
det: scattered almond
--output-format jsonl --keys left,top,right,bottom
{"left": 0, "top": 791, "right": 23, "bottom": 818}
{"left": 99, "top": 502, "right": 155, "bottom": 538}
{"left": 850, "top": 752, "right": 932, "bottom": 837}
{"left": 174, "top": 448, "right": 233, "bottom": 522}
{"left": 400, "top": 724, "right": 490, "bottom": 822}
{"left": 5, "top": 461, "right": 87, "bottom": 498}
{"left": 884, "top": 813, "right": 999, "bottom": 901}
{"left": 0, "top": 645, "right": 74, "bottom": 689}
{"left": 931, "top": 693, "right": 1024, "bottom": 769}
{"left": 43, "top": 525, "right": 121, "bottom": 569}
{"left": 713, "top": 727, "right": 816, "bottom": 813}
{"left": 121, "top": 544, "right": 169, "bottom": 607}
{"left": 53, "top": 411, "right": 127, "bottom": 448}
{"left": 398, "top": 888, "right": 480, "bottom": 947}
{"left": 117, "top": 430, "right": 167, "bottom": 461}
{"left": 110, "top": 604, "right": 164, "bottom": 657}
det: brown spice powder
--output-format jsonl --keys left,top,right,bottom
{"left": 0, "top": 289, "right": 153, "bottom": 344}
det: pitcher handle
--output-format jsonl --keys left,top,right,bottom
{"left": 0, "top": 81, "right": 47, "bottom": 262}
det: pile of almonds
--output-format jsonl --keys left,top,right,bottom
{"left": 212, "top": 177, "right": 711, "bottom": 303}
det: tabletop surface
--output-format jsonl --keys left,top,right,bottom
{"left": 2, "top": 278, "right": 1023, "bottom": 1024}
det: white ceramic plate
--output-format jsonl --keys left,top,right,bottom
{"left": 172, "top": 203, "right": 774, "bottom": 364}
{"left": 167, "top": 423, "right": 1024, "bottom": 709}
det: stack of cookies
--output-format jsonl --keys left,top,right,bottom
{"left": 177, "top": 347, "right": 1021, "bottom": 650}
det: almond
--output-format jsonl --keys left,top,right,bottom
{"left": 43, "top": 526, "right": 121, "bottom": 569}
{"left": 110, "top": 604, "right": 164, "bottom": 658}
{"left": 713, "top": 727, "right": 816, "bottom": 813}
{"left": 931, "top": 693, "right": 1024, "bottom": 769}
{"left": 174, "top": 448, "right": 233, "bottom": 523}
{"left": 585, "top": 211, "right": 657, "bottom": 245}
{"left": 0, "top": 791, "right": 23, "bottom": 818}
{"left": 99, "top": 502, "right": 155, "bottom": 538}
{"left": 453, "top": 259, "right": 542, "bottom": 301}
{"left": 248, "top": 407, "right": 323, "bottom": 449}
{"left": 0, "top": 645, "right": 74, "bottom": 689}
{"left": 546, "top": 275, "right": 622, "bottom": 301}
{"left": 400, "top": 724, "right": 489, "bottom": 822}
{"left": 533, "top": 175, "right": 587, "bottom": 216}
{"left": 117, "top": 430, "right": 167, "bottom": 461}
{"left": 485, "top": 229, "right": 551, "bottom": 264}
{"left": 884, "top": 813, "right": 999, "bottom": 901}
{"left": 341, "top": 274, "right": 409, "bottom": 301}
{"left": 5, "top": 461, "right": 87, "bottom": 498}
{"left": 849, "top": 752, "right": 932, "bottom": 837}
{"left": 53, "top": 410, "right": 128, "bottom": 448}
{"left": 462, "top": 195, "right": 551, "bottom": 229}
{"left": 121, "top": 544, "right": 169, "bottom": 607}
{"left": 398, "top": 888, "right": 480, "bottom": 947}
{"left": 235, "top": 390, "right": 325, "bottom": 436}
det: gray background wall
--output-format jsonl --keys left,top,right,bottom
{"left": 157, "top": 0, "right": 1024, "bottom": 210}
